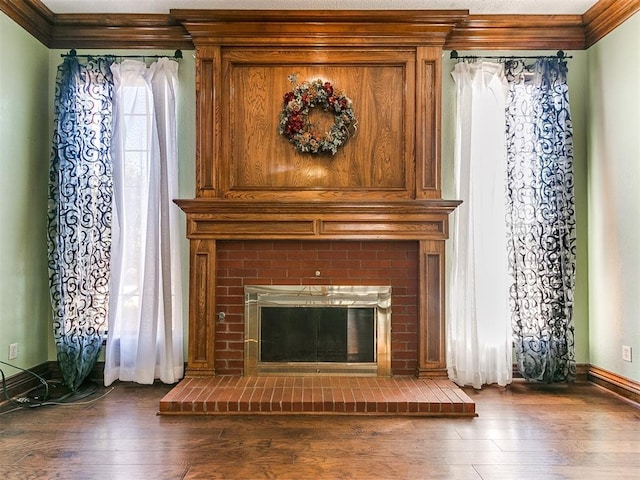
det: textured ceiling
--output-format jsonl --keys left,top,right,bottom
{"left": 40, "top": 0, "right": 599, "bottom": 15}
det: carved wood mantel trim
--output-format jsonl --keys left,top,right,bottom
{"left": 176, "top": 200, "right": 460, "bottom": 241}
{"left": 176, "top": 201, "right": 460, "bottom": 377}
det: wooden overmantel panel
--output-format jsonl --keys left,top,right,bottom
{"left": 182, "top": 10, "right": 455, "bottom": 201}
{"left": 220, "top": 48, "right": 414, "bottom": 201}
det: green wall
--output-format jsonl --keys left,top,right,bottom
{"left": 0, "top": 13, "right": 50, "bottom": 375}
{"left": 587, "top": 12, "right": 640, "bottom": 383}
{"left": 2, "top": 8, "right": 638, "bottom": 384}
{"left": 0, "top": 17, "right": 196, "bottom": 369}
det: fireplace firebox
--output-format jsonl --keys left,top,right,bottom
{"left": 244, "top": 285, "right": 391, "bottom": 376}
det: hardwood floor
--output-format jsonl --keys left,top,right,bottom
{"left": 1, "top": 380, "right": 639, "bottom": 479}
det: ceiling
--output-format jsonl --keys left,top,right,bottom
{"left": 40, "top": 0, "right": 599, "bottom": 15}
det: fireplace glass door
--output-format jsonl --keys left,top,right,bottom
{"left": 260, "top": 307, "right": 375, "bottom": 363}
{"left": 244, "top": 285, "right": 391, "bottom": 376}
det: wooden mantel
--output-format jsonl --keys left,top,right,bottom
{"left": 175, "top": 200, "right": 460, "bottom": 241}
{"left": 176, "top": 200, "right": 460, "bottom": 378}
{"left": 173, "top": 11, "right": 461, "bottom": 379}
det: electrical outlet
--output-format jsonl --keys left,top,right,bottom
{"left": 622, "top": 345, "right": 632, "bottom": 362}
{"left": 8, "top": 343, "right": 18, "bottom": 360}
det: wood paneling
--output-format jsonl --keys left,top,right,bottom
{"left": 416, "top": 240, "right": 447, "bottom": 378}
{"left": 172, "top": 9, "right": 469, "bottom": 24}
{"left": 186, "top": 239, "right": 216, "bottom": 376}
{"left": 177, "top": 12, "right": 462, "bottom": 378}
{"left": 214, "top": 48, "right": 415, "bottom": 201}
{"left": 195, "top": 46, "right": 219, "bottom": 196}
{"left": 416, "top": 47, "right": 442, "bottom": 198}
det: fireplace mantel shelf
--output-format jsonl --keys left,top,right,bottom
{"left": 175, "top": 199, "right": 461, "bottom": 213}
{"left": 175, "top": 199, "right": 461, "bottom": 241}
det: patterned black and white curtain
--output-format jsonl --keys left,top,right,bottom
{"left": 504, "top": 58, "right": 577, "bottom": 382}
{"left": 47, "top": 56, "right": 114, "bottom": 392}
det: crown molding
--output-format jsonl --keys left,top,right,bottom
{"left": 444, "top": 15, "right": 586, "bottom": 50}
{"left": 49, "top": 14, "right": 192, "bottom": 49}
{"left": 173, "top": 9, "right": 467, "bottom": 46}
{"left": 583, "top": 0, "right": 640, "bottom": 47}
{"left": 0, "top": 0, "right": 638, "bottom": 51}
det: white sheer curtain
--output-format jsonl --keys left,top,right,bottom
{"left": 447, "top": 61, "right": 512, "bottom": 389}
{"left": 105, "top": 58, "right": 183, "bottom": 386}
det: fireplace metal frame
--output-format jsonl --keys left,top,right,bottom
{"left": 244, "top": 285, "right": 392, "bottom": 376}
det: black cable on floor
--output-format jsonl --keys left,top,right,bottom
{"left": 0, "top": 359, "right": 49, "bottom": 408}
{"left": 0, "top": 360, "right": 100, "bottom": 410}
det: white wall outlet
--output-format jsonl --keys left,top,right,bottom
{"left": 8, "top": 343, "right": 18, "bottom": 360}
{"left": 622, "top": 345, "right": 632, "bottom": 362}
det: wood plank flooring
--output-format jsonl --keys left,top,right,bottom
{"left": 0, "top": 380, "right": 639, "bottom": 479}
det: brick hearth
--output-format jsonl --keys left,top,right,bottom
{"left": 159, "top": 376, "right": 476, "bottom": 416}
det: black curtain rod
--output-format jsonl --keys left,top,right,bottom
{"left": 450, "top": 50, "right": 571, "bottom": 60}
{"left": 61, "top": 49, "right": 183, "bottom": 60}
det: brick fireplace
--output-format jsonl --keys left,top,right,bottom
{"left": 216, "top": 240, "right": 417, "bottom": 376}
{"left": 160, "top": 10, "right": 475, "bottom": 415}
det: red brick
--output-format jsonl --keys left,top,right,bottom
{"left": 318, "top": 249, "right": 347, "bottom": 259}
{"left": 226, "top": 250, "right": 259, "bottom": 260}
{"left": 330, "top": 242, "right": 364, "bottom": 251}
{"left": 214, "top": 240, "right": 419, "bottom": 375}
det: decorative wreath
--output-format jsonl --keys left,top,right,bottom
{"left": 278, "top": 75, "right": 357, "bottom": 155}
